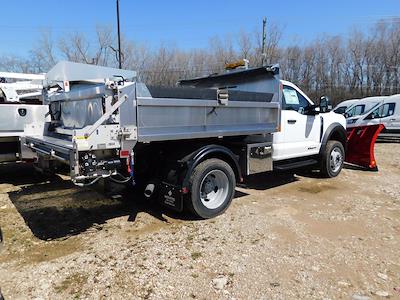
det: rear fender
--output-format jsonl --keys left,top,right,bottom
{"left": 180, "top": 145, "right": 242, "bottom": 190}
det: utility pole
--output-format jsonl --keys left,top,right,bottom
{"left": 261, "top": 17, "right": 267, "bottom": 66}
{"left": 116, "top": 0, "right": 122, "bottom": 69}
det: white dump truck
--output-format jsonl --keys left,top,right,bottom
{"left": 24, "top": 61, "right": 347, "bottom": 218}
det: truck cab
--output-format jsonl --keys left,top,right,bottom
{"left": 273, "top": 80, "right": 347, "bottom": 177}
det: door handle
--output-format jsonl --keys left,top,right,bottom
{"left": 287, "top": 119, "right": 297, "bottom": 124}
{"left": 390, "top": 118, "right": 396, "bottom": 121}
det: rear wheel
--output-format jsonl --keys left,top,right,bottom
{"left": 188, "top": 158, "right": 236, "bottom": 219}
{"left": 320, "top": 140, "right": 345, "bottom": 178}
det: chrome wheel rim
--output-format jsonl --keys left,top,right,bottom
{"left": 199, "top": 170, "right": 229, "bottom": 209}
{"left": 330, "top": 147, "right": 343, "bottom": 173}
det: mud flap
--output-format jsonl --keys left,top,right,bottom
{"left": 345, "top": 124, "right": 385, "bottom": 170}
{"left": 159, "top": 182, "right": 184, "bottom": 212}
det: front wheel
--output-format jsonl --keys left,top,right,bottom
{"left": 320, "top": 140, "right": 345, "bottom": 178}
{"left": 187, "top": 158, "right": 236, "bottom": 219}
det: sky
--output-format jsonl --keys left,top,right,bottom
{"left": 0, "top": 0, "right": 399, "bottom": 56}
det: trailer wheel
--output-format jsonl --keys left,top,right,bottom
{"left": 320, "top": 140, "right": 345, "bottom": 178}
{"left": 188, "top": 158, "right": 236, "bottom": 219}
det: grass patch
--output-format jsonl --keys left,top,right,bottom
{"left": 191, "top": 251, "right": 202, "bottom": 260}
{"left": 55, "top": 272, "right": 88, "bottom": 294}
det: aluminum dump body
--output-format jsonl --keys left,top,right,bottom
{"left": 135, "top": 74, "right": 281, "bottom": 142}
{"left": 24, "top": 62, "right": 281, "bottom": 182}
{"left": 33, "top": 62, "right": 281, "bottom": 144}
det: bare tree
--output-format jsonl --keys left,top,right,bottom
{"left": 2, "top": 18, "right": 400, "bottom": 101}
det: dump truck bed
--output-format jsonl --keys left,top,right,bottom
{"left": 135, "top": 90, "right": 280, "bottom": 142}
{"left": 28, "top": 62, "right": 281, "bottom": 143}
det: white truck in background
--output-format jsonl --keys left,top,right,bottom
{"left": 0, "top": 72, "right": 48, "bottom": 163}
{"left": 333, "top": 99, "right": 359, "bottom": 115}
{"left": 24, "top": 61, "right": 347, "bottom": 219}
{"left": 344, "top": 96, "right": 386, "bottom": 121}
{"left": 0, "top": 71, "right": 45, "bottom": 102}
{"left": 347, "top": 94, "right": 400, "bottom": 133}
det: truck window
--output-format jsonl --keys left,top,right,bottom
{"left": 380, "top": 103, "right": 395, "bottom": 118}
{"left": 369, "top": 106, "right": 381, "bottom": 119}
{"left": 346, "top": 104, "right": 365, "bottom": 117}
{"left": 282, "top": 86, "right": 310, "bottom": 114}
{"left": 368, "top": 103, "right": 395, "bottom": 119}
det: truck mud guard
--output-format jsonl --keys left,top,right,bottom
{"left": 181, "top": 144, "right": 242, "bottom": 190}
{"left": 345, "top": 124, "right": 385, "bottom": 171}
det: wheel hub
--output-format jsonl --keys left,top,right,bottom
{"left": 199, "top": 170, "right": 229, "bottom": 209}
{"left": 203, "top": 178, "right": 216, "bottom": 195}
{"left": 330, "top": 147, "right": 343, "bottom": 173}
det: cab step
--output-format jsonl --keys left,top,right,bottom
{"left": 274, "top": 158, "right": 318, "bottom": 170}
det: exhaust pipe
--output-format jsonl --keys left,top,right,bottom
{"left": 144, "top": 183, "right": 155, "bottom": 198}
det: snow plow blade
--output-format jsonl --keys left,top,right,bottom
{"left": 345, "top": 124, "right": 385, "bottom": 171}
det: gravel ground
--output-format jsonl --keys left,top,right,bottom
{"left": 0, "top": 143, "right": 399, "bottom": 299}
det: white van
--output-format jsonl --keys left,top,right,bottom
{"left": 333, "top": 99, "right": 359, "bottom": 114}
{"left": 345, "top": 96, "right": 386, "bottom": 120}
{"left": 347, "top": 94, "right": 400, "bottom": 133}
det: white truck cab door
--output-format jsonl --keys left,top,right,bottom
{"left": 273, "top": 85, "right": 321, "bottom": 161}
{"left": 379, "top": 102, "right": 399, "bottom": 131}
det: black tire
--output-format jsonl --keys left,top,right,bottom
{"left": 320, "top": 140, "right": 345, "bottom": 178}
{"left": 187, "top": 158, "right": 236, "bottom": 219}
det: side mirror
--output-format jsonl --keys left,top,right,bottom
{"left": 304, "top": 105, "right": 319, "bottom": 115}
{"left": 319, "top": 96, "right": 332, "bottom": 113}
